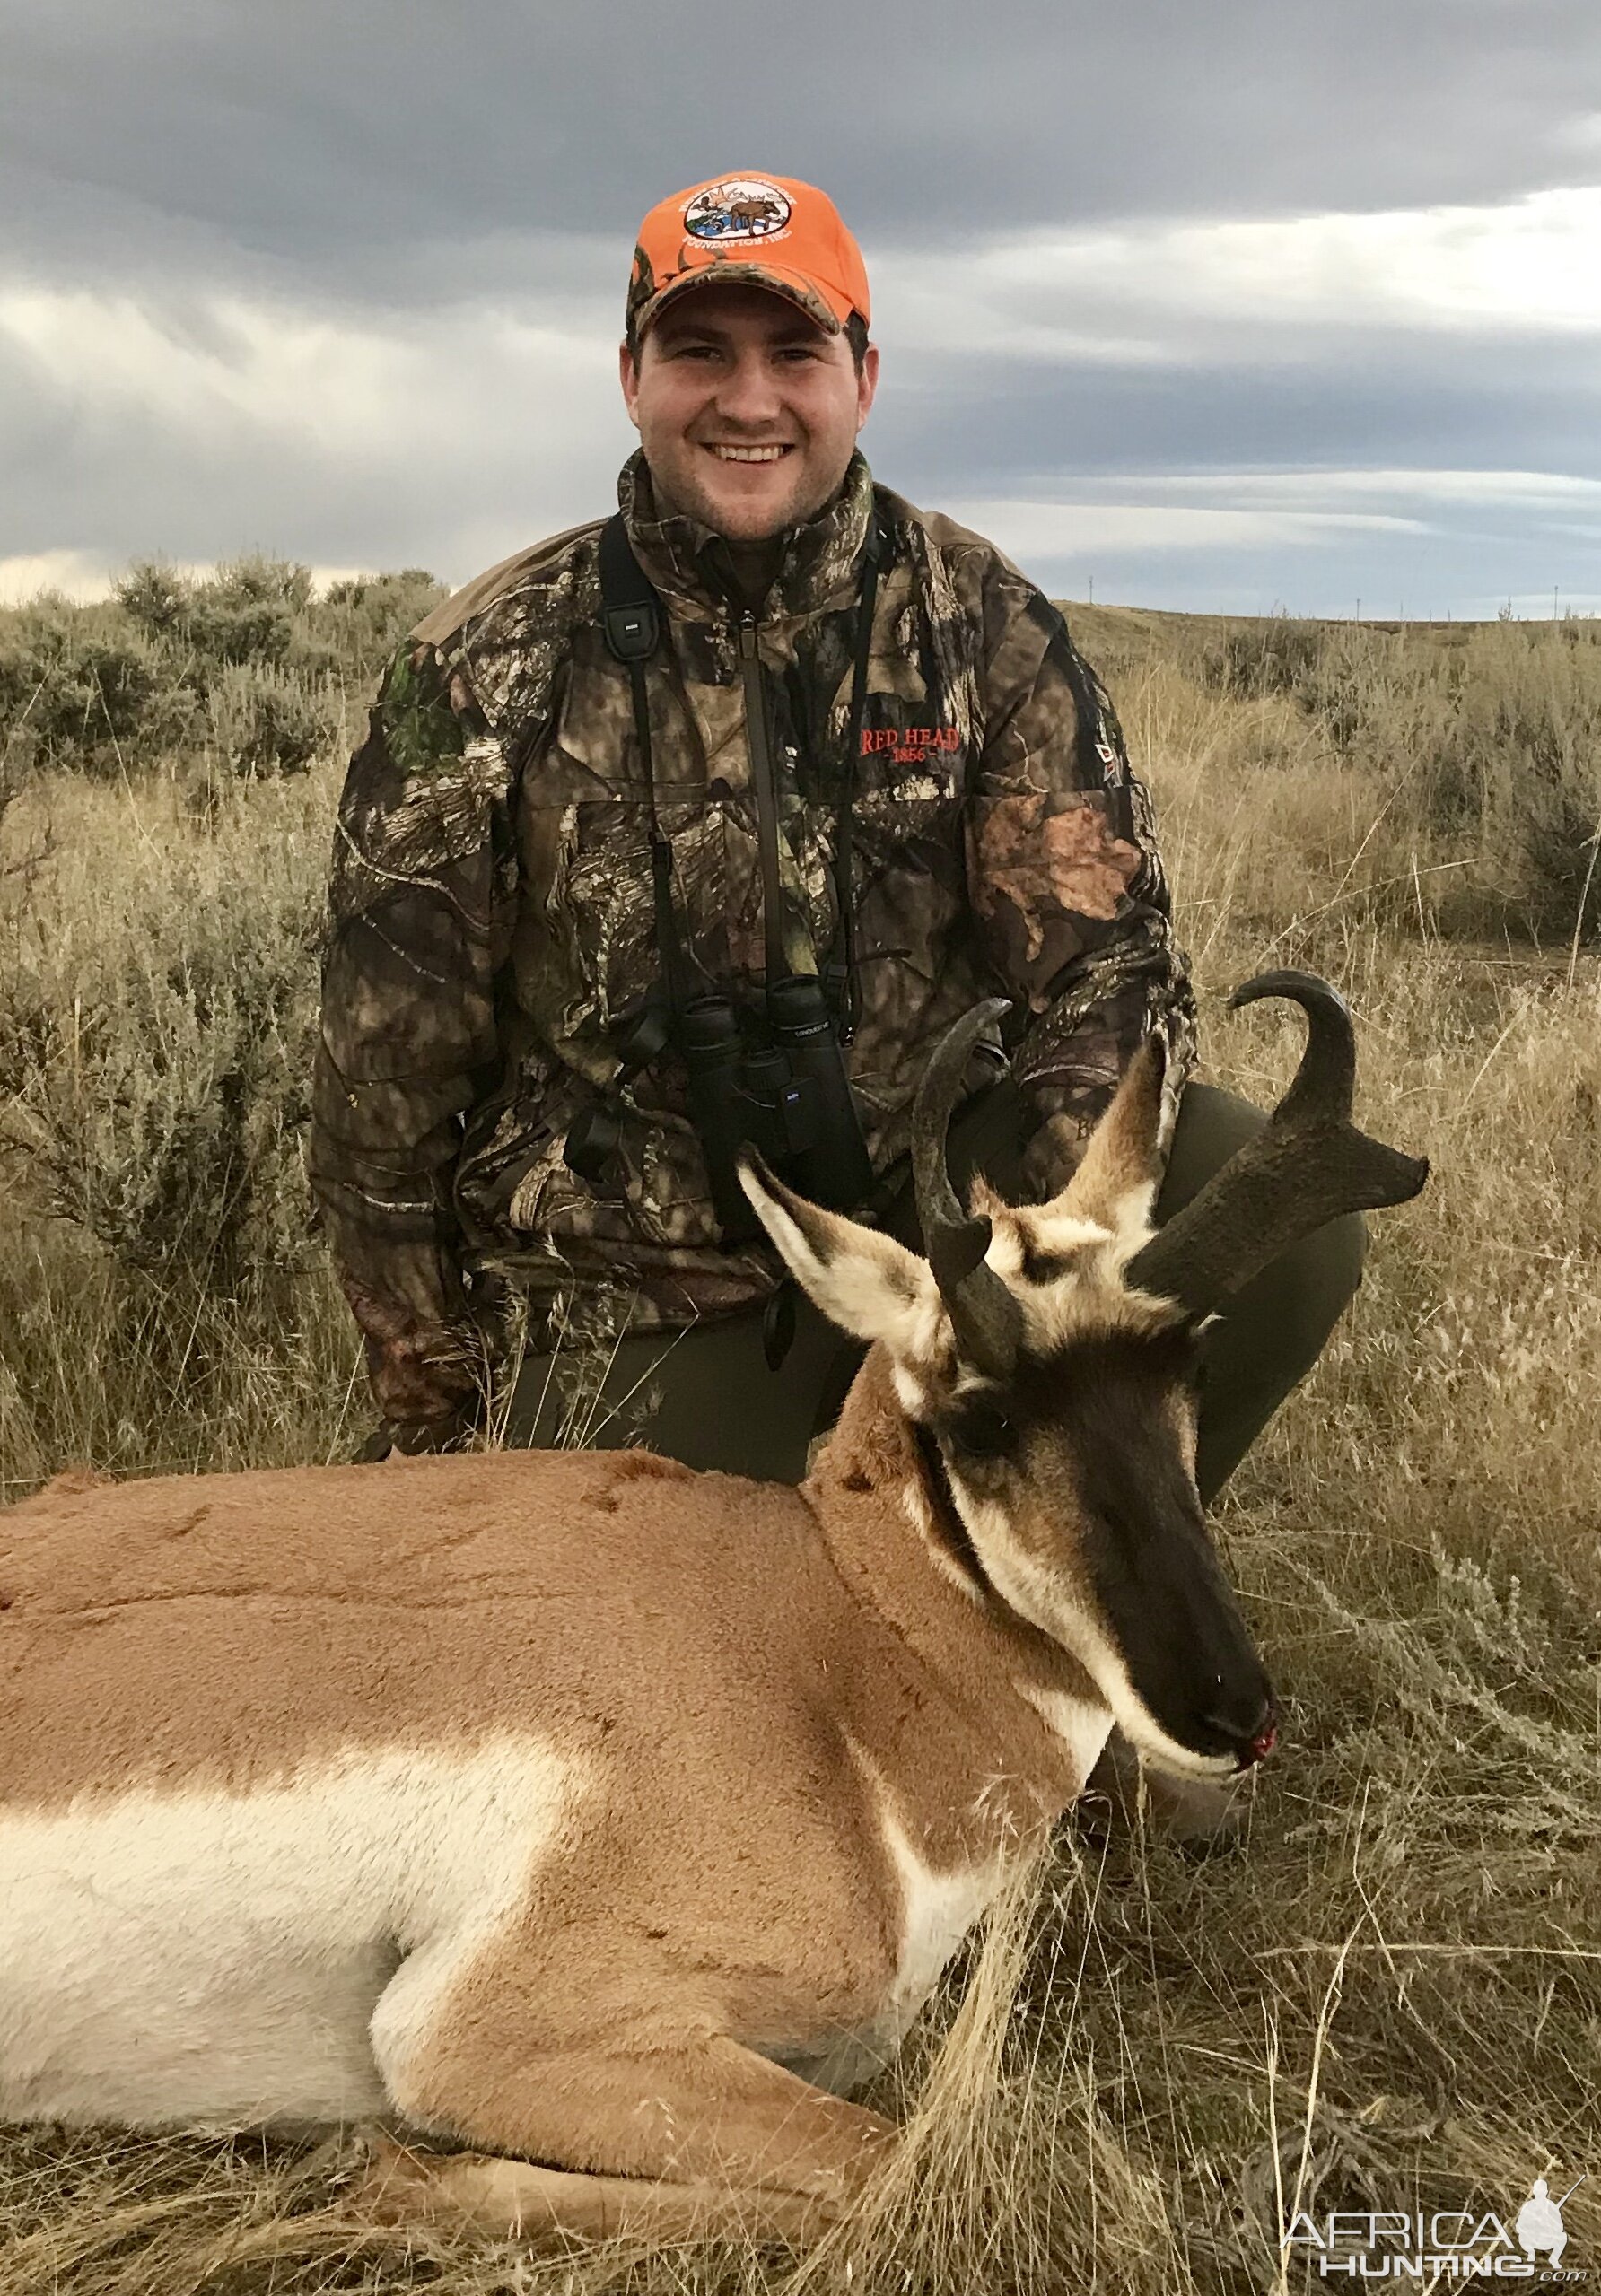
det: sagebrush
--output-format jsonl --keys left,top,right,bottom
{"left": 0, "top": 555, "right": 440, "bottom": 783}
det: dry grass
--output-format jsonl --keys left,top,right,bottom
{"left": 4, "top": 603, "right": 1601, "bottom": 2292}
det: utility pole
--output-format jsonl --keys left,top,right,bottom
{"left": 1088, "top": 574, "right": 1094, "bottom": 605}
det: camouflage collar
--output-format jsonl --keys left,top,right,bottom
{"left": 618, "top": 450, "right": 876, "bottom": 621}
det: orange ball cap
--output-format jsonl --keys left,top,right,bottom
{"left": 626, "top": 172, "right": 871, "bottom": 342}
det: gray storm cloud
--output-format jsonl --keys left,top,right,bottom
{"left": 2, "top": 0, "right": 1597, "bottom": 615}
{"left": 7, "top": 0, "right": 1598, "bottom": 266}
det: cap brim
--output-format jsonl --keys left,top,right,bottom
{"left": 635, "top": 261, "right": 848, "bottom": 338}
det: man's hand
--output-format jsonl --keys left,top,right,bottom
{"left": 1019, "top": 1109, "right": 1090, "bottom": 1202}
{"left": 335, "top": 1271, "right": 499, "bottom": 1457}
{"left": 353, "top": 1410, "right": 478, "bottom": 1464}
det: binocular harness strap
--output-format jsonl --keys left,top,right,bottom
{"left": 738, "top": 607, "right": 792, "bottom": 996}
{"left": 829, "top": 522, "right": 882, "bottom": 1040}
{"left": 573, "top": 511, "right": 888, "bottom": 1227}
{"left": 597, "top": 515, "right": 689, "bottom": 1014}
{"left": 596, "top": 507, "right": 886, "bottom": 1034}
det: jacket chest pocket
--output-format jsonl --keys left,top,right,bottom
{"left": 845, "top": 775, "right": 968, "bottom": 988}
{"left": 525, "top": 658, "right": 742, "bottom": 1009}
{"left": 516, "top": 791, "right": 735, "bottom": 1028}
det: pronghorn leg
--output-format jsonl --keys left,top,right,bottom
{"left": 358, "top": 2134, "right": 837, "bottom": 2247}
{"left": 373, "top": 2008, "right": 897, "bottom": 2237}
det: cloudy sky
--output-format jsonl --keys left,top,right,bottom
{"left": 3, "top": 0, "right": 1598, "bottom": 617}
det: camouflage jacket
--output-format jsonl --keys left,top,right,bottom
{"left": 309, "top": 451, "right": 1195, "bottom": 1433}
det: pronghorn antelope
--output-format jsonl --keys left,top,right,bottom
{"left": 0, "top": 972, "right": 1425, "bottom": 2247}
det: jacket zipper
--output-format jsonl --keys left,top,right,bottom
{"left": 738, "top": 608, "right": 789, "bottom": 987}
{"left": 736, "top": 609, "right": 774, "bottom": 790}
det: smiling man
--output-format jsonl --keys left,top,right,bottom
{"left": 619, "top": 284, "right": 877, "bottom": 554}
{"left": 309, "top": 171, "right": 1362, "bottom": 1504}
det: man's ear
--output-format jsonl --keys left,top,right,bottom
{"left": 618, "top": 337, "right": 642, "bottom": 428}
{"left": 855, "top": 340, "right": 879, "bottom": 431}
{"left": 1054, "top": 1034, "right": 1168, "bottom": 1237}
{"left": 739, "top": 1152, "right": 932, "bottom": 1349}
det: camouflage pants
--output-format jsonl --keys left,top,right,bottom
{"left": 508, "top": 1082, "right": 1366, "bottom": 1504}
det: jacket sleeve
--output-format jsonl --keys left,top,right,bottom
{"left": 308, "top": 640, "right": 517, "bottom": 1434}
{"left": 966, "top": 578, "right": 1195, "bottom": 1195}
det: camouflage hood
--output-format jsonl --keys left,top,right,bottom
{"left": 311, "top": 452, "right": 1194, "bottom": 1430}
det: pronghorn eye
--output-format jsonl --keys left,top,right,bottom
{"left": 945, "top": 1406, "right": 1015, "bottom": 1462}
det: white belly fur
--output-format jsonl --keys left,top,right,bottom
{"left": 0, "top": 1739, "right": 581, "bottom": 2130}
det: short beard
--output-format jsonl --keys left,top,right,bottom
{"left": 645, "top": 451, "right": 846, "bottom": 543}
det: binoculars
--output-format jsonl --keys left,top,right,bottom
{"left": 676, "top": 975, "right": 873, "bottom": 1244}
{"left": 565, "top": 975, "right": 874, "bottom": 1245}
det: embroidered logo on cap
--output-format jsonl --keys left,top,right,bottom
{"left": 683, "top": 179, "right": 793, "bottom": 243}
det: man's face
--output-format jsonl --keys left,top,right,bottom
{"left": 619, "top": 283, "right": 879, "bottom": 544}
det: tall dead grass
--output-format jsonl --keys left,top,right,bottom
{"left": 3, "top": 603, "right": 1600, "bottom": 2292}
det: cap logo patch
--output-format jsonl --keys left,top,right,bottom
{"left": 683, "top": 178, "right": 792, "bottom": 244}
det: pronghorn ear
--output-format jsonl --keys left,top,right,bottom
{"left": 738, "top": 1152, "right": 932, "bottom": 1349}
{"left": 1055, "top": 1034, "right": 1168, "bottom": 1235}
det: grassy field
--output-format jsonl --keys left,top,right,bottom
{"left": 3, "top": 576, "right": 1600, "bottom": 2293}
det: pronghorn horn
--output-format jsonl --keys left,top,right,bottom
{"left": 1124, "top": 969, "right": 1428, "bottom": 1319}
{"left": 912, "top": 999, "right": 1020, "bottom": 1381}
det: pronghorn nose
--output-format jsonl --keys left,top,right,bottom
{"left": 1201, "top": 1697, "right": 1279, "bottom": 1768}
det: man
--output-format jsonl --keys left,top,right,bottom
{"left": 310, "top": 171, "right": 1360, "bottom": 1494}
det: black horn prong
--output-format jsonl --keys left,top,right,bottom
{"left": 1125, "top": 972, "right": 1427, "bottom": 1320}
{"left": 1230, "top": 968, "right": 1357, "bottom": 1122}
{"left": 912, "top": 999, "right": 1020, "bottom": 1382}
